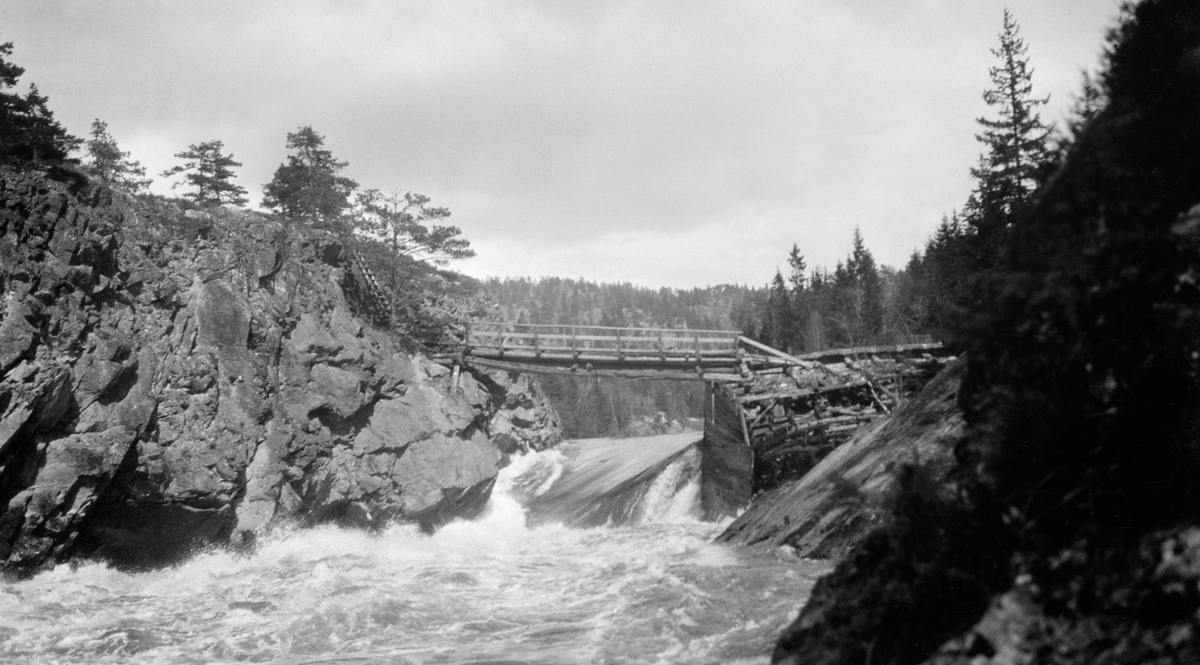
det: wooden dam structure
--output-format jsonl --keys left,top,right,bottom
{"left": 442, "top": 322, "right": 952, "bottom": 518}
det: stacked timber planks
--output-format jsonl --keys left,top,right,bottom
{"left": 735, "top": 352, "right": 953, "bottom": 494}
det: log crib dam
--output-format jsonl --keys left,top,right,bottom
{"left": 436, "top": 322, "right": 954, "bottom": 518}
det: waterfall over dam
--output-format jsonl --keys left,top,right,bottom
{"left": 520, "top": 433, "right": 703, "bottom": 527}
{"left": 0, "top": 434, "right": 828, "bottom": 664}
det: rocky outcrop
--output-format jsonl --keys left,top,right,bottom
{"left": 718, "top": 359, "right": 963, "bottom": 559}
{"left": 0, "top": 168, "right": 559, "bottom": 573}
{"left": 480, "top": 369, "right": 562, "bottom": 454}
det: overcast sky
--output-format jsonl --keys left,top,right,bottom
{"left": 5, "top": 1, "right": 1123, "bottom": 288}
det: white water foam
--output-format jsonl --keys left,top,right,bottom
{"left": 0, "top": 438, "right": 827, "bottom": 664}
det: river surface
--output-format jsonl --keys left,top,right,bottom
{"left": 0, "top": 436, "right": 827, "bottom": 664}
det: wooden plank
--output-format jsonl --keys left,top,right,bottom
{"left": 465, "top": 357, "right": 749, "bottom": 382}
{"left": 470, "top": 331, "right": 739, "bottom": 347}
{"left": 470, "top": 322, "right": 742, "bottom": 336}
{"left": 794, "top": 342, "right": 947, "bottom": 362}
{"left": 467, "top": 348, "right": 743, "bottom": 364}
{"left": 737, "top": 380, "right": 871, "bottom": 405}
{"left": 752, "top": 414, "right": 875, "bottom": 442}
{"left": 470, "top": 343, "right": 739, "bottom": 357}
{"left": 737, "top": 336, "right": 817, "bottom": 367}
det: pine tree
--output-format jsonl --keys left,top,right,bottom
{"left": 262, "top": 126, "right": 358, "bottom": 228}
{"left": 160, "top": 140, "right": 248, "bottom": 206}
{"left": 84, "top": 119, "right": 151, "bottom": 192}
{"left": 0, "top": 40, "right": 79, "bottom": 166}
{"left": 966, "top": 9, "right": 1053, "bottom": 237}
{"left": 354, "top": 189, "right": 472, "bottom": 264}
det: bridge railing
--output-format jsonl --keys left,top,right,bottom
{"left": 465, "top": 322, "right": 742, "bottom": 360}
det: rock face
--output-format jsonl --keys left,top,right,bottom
{"left": 718, "top": 359, "right": 964, "bottom": 559}
{"left": 0, "top": 169, "right": 561, "bottom": 573}
{"left": 924, "top": 527, "right": 1200, "bottom": 665}
{"left": 480, "top": 369, "right": 562, "bottom": 454}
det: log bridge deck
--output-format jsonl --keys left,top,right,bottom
{"left": 446, "top": 321, "right": 942, "bottom": 382}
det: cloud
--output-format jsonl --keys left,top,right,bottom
{"left": 4, "top": 0, "right": 1124, "bottom": 286}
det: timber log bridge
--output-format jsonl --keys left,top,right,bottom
{"left": 441, "top": 321, "right": 943, "bottom": 383}
{"left": 437, "top": 321, "right": 952, "bottom": 519}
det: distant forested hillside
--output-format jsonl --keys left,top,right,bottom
{"left": 476, "top": 277, "right": 763, "bottom": 332}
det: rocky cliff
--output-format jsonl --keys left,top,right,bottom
{"left": 0, "top": 168, "right": 561, "bottom": 573}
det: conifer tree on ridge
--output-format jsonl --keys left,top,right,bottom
{"left": 967, "top": 8, "right": 1053, "bottom": 238}
{"left": 161, "top": 140, "right": 248, "bottom": 206}
{"left": 84, "top": 119, "right": 151, "bottom": 193}
{"left": 262, "top": 125, "right": 358, "bottom": 229}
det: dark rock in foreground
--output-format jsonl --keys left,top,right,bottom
{"left": 0, "top": 168, "right": 561, "bottom": 573}
{"left": 925, "top": 527, "right": 1200, "bottom": 664}
{"left": 769, "top": 2, "right": 1200, "bottom": 663}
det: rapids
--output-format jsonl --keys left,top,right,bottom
{"left": 0, "top": 436, "right": 828, "bottom": 664}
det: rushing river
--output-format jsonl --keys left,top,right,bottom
{"left": 0, "top": 436, "right": 827, "bottom": 664}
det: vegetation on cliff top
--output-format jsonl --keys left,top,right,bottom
{"left": 0, "top": 37, "right": 476, "bottom": 348}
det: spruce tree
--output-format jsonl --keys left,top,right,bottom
{"left": 1055, "top": 70, "right": 1107, "bottom": 153}
{"left": 833, "top": 228, "right": 884, "bottom": 346}
{"left": 914, "top": 12, "right": 1051, "bottom": 340}
{"left": 966, "top": 9, "right": 1053, "bottom": 237}
{"left": 786, "top": 244, "right": 807, "bottom": 292}
{"left": 761, "top": 269, "right": 795, "bottom": 351}
{"left": 262, "top": 126, "right": 358, "bottom": 229}
{"left": 161, "top": 140, "right": 248, "bottom": 206}
{"left": 786, "top": 244, "right": 810, "bottom": 350}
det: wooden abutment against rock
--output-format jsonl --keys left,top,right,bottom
{"left": 438, "top": 323, "right": 953, "bottom": 518}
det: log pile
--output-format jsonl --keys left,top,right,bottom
{"left": 735, "top": 351, "right": 953, "bottom": 491}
